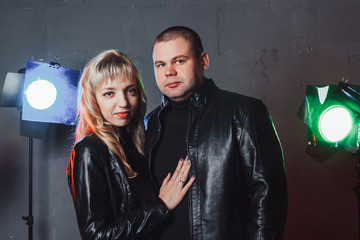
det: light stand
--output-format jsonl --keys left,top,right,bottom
{"left": 22, "top": 137, "right": 34, "bottom": 240}
{"left": 354, "top": 149, "right": 360, "bottom": 240}
{"left": 19, "top": 119, "right": 50, "bottom": 240}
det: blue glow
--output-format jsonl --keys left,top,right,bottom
{"left": 22, "top": 61, "right": 80, "bottom": 125}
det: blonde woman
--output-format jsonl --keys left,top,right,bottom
{"left": 66, "top": 50, "right": 195, "bottom": 240}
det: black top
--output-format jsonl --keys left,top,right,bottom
{"left": 118, "top": 127, "right": 154, "bottom": 205}
{"left": 149, "top": 99, "right": 191, "bottom": 240}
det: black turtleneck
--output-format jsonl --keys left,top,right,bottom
{"left": 149, "top": 98, "right": 190, "bottom": 240}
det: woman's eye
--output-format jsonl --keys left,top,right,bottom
{"left": 103, "top": 92, "right": 113, "bottom": 97}
{"left": 128, "top": 89, "right": 137, "bottom": 95}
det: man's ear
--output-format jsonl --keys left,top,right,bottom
{"left": 200, "top": 52, "right": 209, "bottom": 71}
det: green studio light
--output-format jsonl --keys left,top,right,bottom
{"left": 298, "top": 82, "right": 360, "bottom": 150}
{"left": 299, "top": 82, "right": 360, "bottom": 235}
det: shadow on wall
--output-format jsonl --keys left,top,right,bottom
{"left": 0, "top": 142, "right": 23, "bottom": 208}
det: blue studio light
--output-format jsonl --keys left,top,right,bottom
{"left": 22, "top": 61, "right": 80, "bottom": 125}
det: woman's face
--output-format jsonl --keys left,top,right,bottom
{"left": 95, "top": 75, "right": 139, "bottom": 127}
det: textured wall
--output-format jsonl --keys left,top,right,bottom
{"left": 1, "top": 0, "right": 360, "bottom": 239}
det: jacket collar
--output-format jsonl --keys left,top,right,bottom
{"left": 160, "top": 78, "right": 216, "bottom": 109}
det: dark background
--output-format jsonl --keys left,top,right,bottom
{"left": 1, "top": 0, "right": 360, "bottom": 239}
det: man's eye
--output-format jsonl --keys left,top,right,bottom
{"left": 157, "top": 63, "right": 165, "bottom": 68}
{"left": 175, "top": 60, "right": 184, "bottom": 64}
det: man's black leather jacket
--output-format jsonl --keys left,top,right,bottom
{"left": 145, "top": 79, "right": 287, "bottom": 240}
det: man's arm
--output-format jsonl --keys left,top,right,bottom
{"left": 238, "top": 100, "right": 288, "bottom": 240}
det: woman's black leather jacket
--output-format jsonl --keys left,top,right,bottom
{"left": 67, "top": 134, "right": 169, "bottom": 240}
{"left": 145, "top": 79, "right": 287, "bottom": 240}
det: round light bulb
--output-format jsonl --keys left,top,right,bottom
{"left": 25, "top": 79, "right": 57, "bottom": 110}
{"left": 319, "top": 106, "right": 353, "bottom": 142}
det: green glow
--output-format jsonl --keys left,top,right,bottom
{"left": 318, "top": 106, "right": 353, "bottom": 142}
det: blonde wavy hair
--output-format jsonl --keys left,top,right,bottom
{"left": 75, "top": 49, "right": 147, "bottom": 178}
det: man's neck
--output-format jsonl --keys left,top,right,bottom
{"left": 169, "top": 77, "right": 208, "bottom": 103}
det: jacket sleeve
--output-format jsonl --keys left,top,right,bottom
{"left": 68, "top": 140, "right": 169, "bottom": 240}
{"left": 238, "top": 100, "right": 288, "bottom": 240}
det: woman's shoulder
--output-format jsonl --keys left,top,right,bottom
{"left": 74, "top": 134, "right": 109, "bottom": 157}
{"left": 71, "top": 134, "right": 113, "bottom": 172}
{"left": 77, "top": 134, "right": 101, "bottom": 145}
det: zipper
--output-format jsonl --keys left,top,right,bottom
{"left": 186, "top": 98, "right": 194, "bottom": 239}
{"left": 148, "top": 104, "right": 166, "bottom": 189}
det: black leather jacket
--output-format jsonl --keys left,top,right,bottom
{"left": 145, "top": 79, "right": 287, "bottom": 240}
{"left": 67, "top": 134, "right": 169, "bottom": 240}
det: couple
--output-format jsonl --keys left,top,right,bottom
{"left": 67, "top": 26, "right": 288, "bottom": 240}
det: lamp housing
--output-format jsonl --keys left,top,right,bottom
{"left": 301, "top": 82, "right": 360, "bottom": 151}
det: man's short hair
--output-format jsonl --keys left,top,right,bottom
{"left": 153, "top": 26, "right": 204, "bottom": 58}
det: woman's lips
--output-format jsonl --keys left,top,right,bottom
{"left": 116, "top": 112, "right": 129, "bottom": 118}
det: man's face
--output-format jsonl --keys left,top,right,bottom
{"left": 152, "top": 37, "right": 209, "bottom": 102}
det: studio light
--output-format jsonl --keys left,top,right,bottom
{"left": 298, "top": 81, "right": 360, "bottom": 240}
{"left": 22, "top": 61, "right": 80, "bottom": 125}
{"left": 0, "top": 60, "right": 80, "bottom": 240}
{"left": 298, "top": 82, "right": 360, "bottom": 152}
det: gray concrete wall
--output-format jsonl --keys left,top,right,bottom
{"left": 1, "top": 0, "right": 360, "bottom": 239}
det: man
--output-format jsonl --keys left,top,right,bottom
{"left": 145, "top": 26, "right": 287, "bottom": 240}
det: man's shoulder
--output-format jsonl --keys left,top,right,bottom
{"left": 144, "top": 105, "right": 162, "bottom": 130}
{"left": 145, "top": 105, "right": 161, "bottom": 118}
{"left": 214, "top": 87, "right": 264, "bottom": 109}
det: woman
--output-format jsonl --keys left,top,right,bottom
{"left": 66, "top": 49, "right": 195, "bottom": 240}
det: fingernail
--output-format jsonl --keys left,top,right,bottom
{"left": 185, "top": 156, "right": 189, "bottom": 161}
{"left": 191, "top": 175, "right": 196, "bottom": 179}
{"left": 187, "top": 159, "right": 191, "bottom": 165}
{"left": 179, "top": 157, "right": 184, "bottom": 162}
